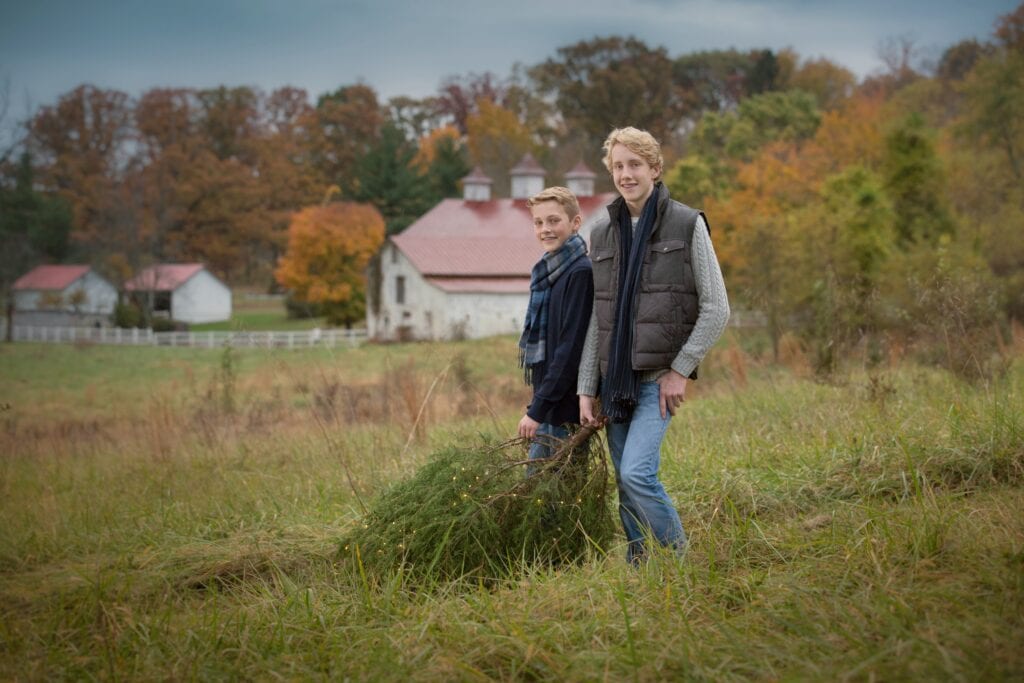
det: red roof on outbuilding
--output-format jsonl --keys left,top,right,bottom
{"left": 124, "top": 263, "right": 205, "bottom": 291}
{"left": 13, "top": 265, "right": 90, "bottom": 291}
{"left": 392, "top": 194, "right": 614, "bottom": 279}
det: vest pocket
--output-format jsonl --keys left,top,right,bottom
{"left": 645, "top": 240, "right": 688, "bottom": 288}
{"left": 591, "top": 248, "right": 616, "bottom": 300}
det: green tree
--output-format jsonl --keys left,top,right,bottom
{"left": 937, "top": 39, "right": 994, "bottom": 82}
{"left": 691, "top": 90, "right": 820, "bottom": 162}
{"left": 422, "top": 132, "right": 470, "bottom": 202}
{"left": 531, "top": 36, "right": 677, "bottom": 155}
{"left": 673, "top": 49, "right": 769, "bottom": 116}
{"left": 882, "top": 113, "right": 957, "bottom": 245}
{"left": 0, "top": 152, "right": 72, "bottom": 287}
{"left": 810, "top": 166, "right": 894, "bottom": 371}
{"left": 960, "top": 50, "right": 1024, "bottom": 181}
{"left": 353, "top": 120, "right": 433, "bottom": 235}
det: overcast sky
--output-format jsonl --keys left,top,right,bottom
{"left": 0, "top": 0, "right": 1018, "bottom": 120}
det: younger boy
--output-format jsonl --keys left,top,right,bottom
{"left": 518, "top": 187, "right": 594, "bottom": 461}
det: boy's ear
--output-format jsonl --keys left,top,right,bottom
{"left": 571, "top": 214, "right": 583, "bottom": 232}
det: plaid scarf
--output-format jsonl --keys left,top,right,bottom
{"left": 519, "top": 233, "right": 588, "bottom": 383}
{"left": 601, "top": 185, "right": 661, "bottom": 422}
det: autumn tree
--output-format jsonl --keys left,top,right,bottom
{"left": 937, "top": 39, "right": 994, "bottom": 82}
{"left": 247, "top": 87, "right": 325, "bottom": 285}
{"left": 388, "top": 95, "right": 444, "bottom": 140}
{"left": 435, "top": 72, "right": 507, "bottom": 134}
{"left": 27, "top": 85, "right": 134, "bottom": 255}
{"left": 705, "top": 142, "right": 814, "bottom": 361}
{"left": 275, "top": 201, "right": 385, "bottom": 327}
{"left": 994, "top": 1, "right": 1024, "bottom": 51}
{"left": 785, "top": 57, "right": 856, "bottom": 110}
{"left": 197, "top": 86, "right": 260, "bottom": 162}
{"left": 859, "top": 35, "right": 924, "bottom": 98}
{"left": 465, "top": 99, "right": 536, "bottom": 197}
{"left": 132, "top": 88, "right": 201, "bottom": 267}
{"left": 310, "top": 84, "right": 383, "bottom": 197}
{"left": 413, "top": 125, "right": 470, "bottom": 202}
{"left": 531, "top": 36, "right": 677, "bottom": 160}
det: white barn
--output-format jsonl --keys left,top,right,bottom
{"left": 124, "top": 263, "right": 231, "bottom": 324}
{"left": 12, "top": 264, "right": 118, "bottom": 328}
{"left": 367, "top": 157, "right": 613, "bottom": 342}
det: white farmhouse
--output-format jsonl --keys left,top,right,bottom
{"left": 12, "top": 264, "right": 118, "bottom": 328}
{"left": 367, "top": 156, "right": 613, "bottom": 342}
{"left": 124, "top": 263, "right": 231, "bottom": 324}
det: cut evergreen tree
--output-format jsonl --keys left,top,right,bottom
{"left": 339, "top": 424, "right": 615, "bottom": 584}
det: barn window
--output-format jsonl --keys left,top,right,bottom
{"left": 395, "top": 276, "right": 406, "bottom": 304}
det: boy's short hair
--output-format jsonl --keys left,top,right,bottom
{"left": 527, "top": 186, "right": 581, "bottom": 219}
{"left": 601, "top": 127, "right": 664, "bottom": 179}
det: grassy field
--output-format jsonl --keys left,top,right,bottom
{"left": 190, "top": 294, "right": 327, "bottom": 332}
{"left": 1, "top": 335, "right": 1022, "bottom": 680}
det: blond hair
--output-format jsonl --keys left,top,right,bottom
{"left": 527, "top": 186, "right": 581, "bottom": 219}
{"left": 601, "top": 127, "right": 663, "bottom": 179}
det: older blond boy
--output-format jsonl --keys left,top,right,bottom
{"left": 578, "top": 127, "right": 730, "bottom": 563}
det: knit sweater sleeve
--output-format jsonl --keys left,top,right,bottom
{"left": 576, "top": 307, "right": 600, "bottom": 397}
{"left": 670, "top": 214, "right": 730, "bottom": 378}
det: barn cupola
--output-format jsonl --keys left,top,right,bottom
{"left": 509, "top": 153, "right": 545, "bottom": 199}
{"left": 461, "top": 166, "right": 493, "bottom": 201}
{"left": 565, "top": 160, "right": 597, "bottom": 198}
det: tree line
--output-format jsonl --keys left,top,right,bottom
{"left": 0, "top": 4, "right": 1021, "bottom": 373}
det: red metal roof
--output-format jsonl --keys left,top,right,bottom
{"left": 392, "top": 194, "right": 614, "bottom": 278}
{"left": 124, "top": 263, "right": 205, "bottom": 291}
{"left": 13, "top": 265, "right": 90, "bottom": 291}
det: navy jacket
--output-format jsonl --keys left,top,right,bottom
{"left": 526, "top": 256, "right": 594, "bottom": 426}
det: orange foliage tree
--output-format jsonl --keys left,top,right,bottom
{"left": 274, "top": 202, "right": 385, "bottom": 327}
{"left": 466, "top": 99, "right": 536, "bottom": 197}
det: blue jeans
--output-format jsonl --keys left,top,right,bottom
{"left": 528, "top": 423, "right": 570, "bottom": 474}
{"left": 607, "top": 381, "right": 687, "bottom": 563}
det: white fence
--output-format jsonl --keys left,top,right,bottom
{"left": 6, "top": 325, "right": 367, "bottom": 349}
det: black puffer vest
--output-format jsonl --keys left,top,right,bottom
{"left": 589, "top": 183, "right": 705, "bottom": 379}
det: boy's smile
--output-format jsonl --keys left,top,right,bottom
{"left": 531, "top": 200, "right": 581, "bottom": 253}
{"left": 610, "top": 143, "right": 660, "bottom": 216}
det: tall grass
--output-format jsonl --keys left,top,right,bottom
{"left": 1, "top": 338, "right": 1021, "bottom": 680}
